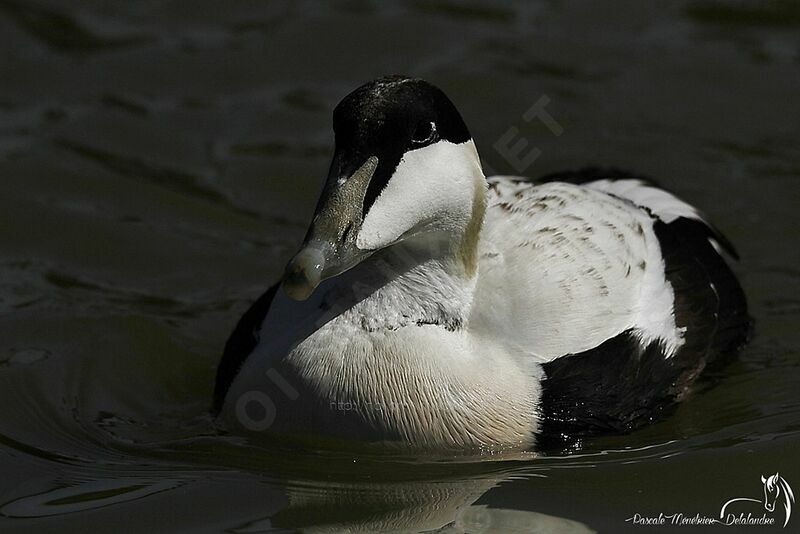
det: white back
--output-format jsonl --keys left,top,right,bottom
{"left": 471, "top": 178, "right": 685, "bottom": 361}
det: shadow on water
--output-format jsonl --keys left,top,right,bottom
{"left": 3, "top": 411, "right": 679, "bottom": 532}
{"left": 0, "top": 344, "right": 796, "bottom": 531}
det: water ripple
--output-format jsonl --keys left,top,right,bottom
{"left": 0, "top": 0, "right": 150, "bottom": 54}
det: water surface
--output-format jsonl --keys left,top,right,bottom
{"left": 1, "top": 1, "right": 799, "bottom": 532}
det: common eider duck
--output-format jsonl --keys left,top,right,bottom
{"left": 213, "top": 76, "right": 749, "bottom": 451}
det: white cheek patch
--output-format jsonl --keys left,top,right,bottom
{"left": 357, "top": 139, "right": 482, "bottom": 250}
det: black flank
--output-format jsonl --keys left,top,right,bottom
{"left": 538, "top": 331, "right": 683, "bottom": 450}
{"left": 212, "top": 283, "right": 279, "bottom": 413}
{"left": 537, "top": 170, "right": 750, "bottom": 451}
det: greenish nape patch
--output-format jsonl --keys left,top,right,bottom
{"left": 458, "top": 177, "right": 487, "bottom": 277}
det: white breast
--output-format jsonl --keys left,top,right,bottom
{"left": 221, "top": 250, "right": 542, "bottom": 450}
{"left": 220, "top": 176, "right": 687, "bottom": 449}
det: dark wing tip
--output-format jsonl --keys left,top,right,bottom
{"left": 698, "top": 214, "right": 740, "bottom": 260}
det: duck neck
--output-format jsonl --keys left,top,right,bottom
{"left": 338, "top": 179, "right": 486, "bottom": 333}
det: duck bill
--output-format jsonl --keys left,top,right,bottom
{"left": 282, "top": 156, "right": 379, "bottom": 301}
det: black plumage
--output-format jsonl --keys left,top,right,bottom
{"left": 537, "top": 170, "right": 750, "bottom": 450}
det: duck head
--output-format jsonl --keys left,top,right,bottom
{"left": 283, "top": 76, "right": 485, "bottom": 300}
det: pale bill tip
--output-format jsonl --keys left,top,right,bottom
{"left": 282, "top": 247, "right": 325, "bottom": 301}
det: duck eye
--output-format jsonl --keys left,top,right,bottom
{"left": 411, "top": 121, "right": 437, "bottom": 145}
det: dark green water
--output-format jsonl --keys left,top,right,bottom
{"left": 1, "top": 1, "right": 798, "bottom": 532}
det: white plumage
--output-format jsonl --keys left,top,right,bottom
{"left": 474, "top": 177, "right": 686, "bottom": 360}
{"left": 215, "top": 76, "right": 748, "bottom": 452}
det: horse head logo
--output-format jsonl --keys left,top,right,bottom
{"left": 761, "top": 473, "right": 794, "bottom": 526}
{"left": 720, "top": 473, "right": 794, "bottom": 528}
